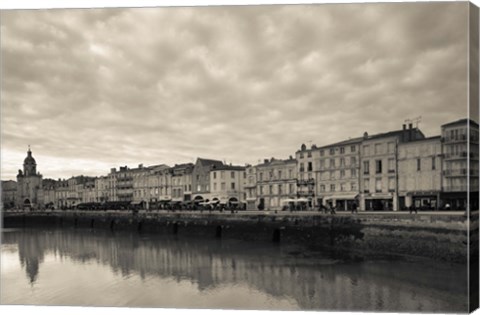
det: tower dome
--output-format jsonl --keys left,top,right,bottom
{"left": 23, "top": 146, "right": 37, "bottom": 176}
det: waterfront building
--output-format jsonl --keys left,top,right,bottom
{"left": 397, "top": 136, "right": 443, "bottom": 210}
{"left": 95, "top": 176, "right": 110, "bottom": 203}
{"left": 131, "top": 164, "right": 151, "bottom": 208}
{"left": 141, "top": 164, "right": 170, "bottom": 208}
{"left": 315, "top": 138, "right": 362, "bottom": 211}
{"left": 441, "top": 119, "right": 479, "bottom": 210}
{"left": 209, "top": 164, "right": 246, "bottom": 205}
{"left": 16, "top": 148, "right": 44, "bottom": 209}
{"left": 54, "top": 179, "right": 69, "bottom": 209}
{"left": 295, "top": 144, "right": 320, "bottom": 208}
{"left": 1, "top": 180, "right": 17, "bottom": 209}
{"left": 170, "top": 163, "right": 194, "bottom": 203}
{"left": 111, "top": 166, "right": 134, "bottom": 202}
{"left": 359, "top": 124, "right": 425, "bottom": 211}
{"left": 42, "top": 179, "right": 56, "bottom": 208}
{"left": 192, "top": 158, "right": 224, "bottom": 203}
{"left": 244, "top": 165, "right": 257, "bottom": 210}
{"left": 255, "top": 157, "right": 297, "bottom": 211}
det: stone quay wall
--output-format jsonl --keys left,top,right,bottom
{"left": 2, "top": 211, "right": 477, "bottom": 263}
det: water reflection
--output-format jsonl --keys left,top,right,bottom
{"left": 1, "top": 228, "right": 468, "bottom": 312}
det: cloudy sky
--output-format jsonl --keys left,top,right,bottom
{"left": 0, "top": 2, "right": 475, "bottom": 181}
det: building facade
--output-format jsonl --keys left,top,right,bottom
{"left": 315, "top": 138, "right": 362, "bottom": 211}
{"left": 398, "top": 136, "right": 443, "bottom": 210}
{"left": 255, "top": 157, "right": 297, "bottom": 211}
{"left": 295, "top": 145, "right": 320, "bottom": 208}
{"left": 192, "top": 158, "right": 224, "bottom": 203}
{"left": 209, "top": 164, "right": 246, "bottom": 205}
{"left": 441, "top": 119, "right": 479, "bottom": 210}
{"left": 1, "top": 180, "right": 17, "bottom": 209}
{"left": 359, "top": 125, "right": 425, "bottom": 211}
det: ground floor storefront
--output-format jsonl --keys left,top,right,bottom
{"left": 398, "top": 191, "right": 441, "bottom": 211}
{"left": 360, "top": 193, "right": 396, "bottom": 211}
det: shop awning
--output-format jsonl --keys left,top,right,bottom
{"left": 324, "top": 194, "right": 358, "bottom": 201}
{"left": 364, "top": 194, "right": 393, "bottom": 199}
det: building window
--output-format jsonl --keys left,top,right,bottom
{"left": 388, "top": 177, "right": 395, "bottom": 192}
{"left": 330, "top": 171, "right": 335, "bottom": 180}
{"left": 269, "top": 185, "right": 273, "bottom": 195}
{"left": 350, "top": 156, "right": 356, "bottom": 166}
{"left": 351, "top": 169, "right": 357, "bottom": 178}
{"left": 375, "top": 143, "right": 382, "bottom": 155}
{"left": 432, "top": 157, "right": 436, "bottom": 170}
{"left": 375, "top": 178, "right": 382, "bottom": 193}
{"left": 278, "top": 170, "right": 282, "bottom": 179}
{"left": 340, "top": 183, "right": 346, "bottom": 191}
{"left": 388, "top": 142, "right": 395, "bottom": 153}
{"left": 340, "top": 147, "right": 345, "bottom": 154}
{"left": 307, "top": 151, "right": 312, "bottom": 158}
{"left": 231, "top": 183, "right": 235, "bottom": 190}
{"left": 320, "top": 185, "right": 325, "bottom": 192}
{"left": 300, "top": 163, "right": 305, "bottom": 172}
{"left": 213, "top": 172, "right": 217, "bottom": 179}
{"left": 231, "top": 172, "right": 235, "bottom": 178}
{"left": 363, "top": 145, "right": 370, "bottom": 156}
{"left": 320, "top": 150, "right": 324, "bottom": 156}
{"left": 351, "top": 145, "right": 356, "bottom": 153}
{"left": 307, "top": 162, "right": 313, "bottom": 172}
{"left": 340, "top": 158, "right": 345, "bottom": 167}
{"left": 330, "top": 184, "right": 336, "bottom": 192}
{"left": 363, "top": 161, "right": 370, "bottom": 175}
{"left": 331, "top": 159, "right": 335, "bottom": 168}
{"left": 417, "top": 158, "right": 421, "bottom": 171}
{"left": 340, "top": 170, "right": 345, "bottom": 178}
{"left": 300, "top": 153, "right": 304, "bottom": 159}
{"left": 289, "top": 183, "right": 294, "bottom": 194}
{"left": 259, "top": 173, "right": 263, "bottom": 181}
{"left": 278, "top": 184, "right": 283, "bottom": 195}
{"left": 351, "top": 182, "right": 357, "bottom": 191}
{"left": 330, "top": 148, "right": 335, "bottom": 155}
{"left": 388, "top": 158, "right": 395, "bottom": 173}
{"left": 259, "top": 186, "right": 264, "bottom": 195}
{"left": 289, "top": 169, "right": 293, "bottom": 179}
{"left": 375, "top": 160, "right": 382, "bottom": 174}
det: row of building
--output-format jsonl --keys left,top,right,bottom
{"left": 2, "top": 118, "right": 479, "bottom": 211}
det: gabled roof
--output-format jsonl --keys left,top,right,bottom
{"left": 196, "top": 158, "right": 224, "bottom": 168}
{"left": 366, "top": 128, "right": 425, "bottom": 141}
{"left": 256, "top": 157, "right": 297, "bottom": 167}
{"left": 211, "top": 164, "right": 246, "bottom": 171}
{"left": 442, "top": 118, "right": 479, "bottom": 128}
{"left": 318, "top": 136, "right": 364, "bottom": 149}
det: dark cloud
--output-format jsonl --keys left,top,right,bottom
{"left": 0, "top": 2, "right": 472, "bottom": 180}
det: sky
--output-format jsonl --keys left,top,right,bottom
{"left": 0, "top": 2, "right": 475, "bottom": 181}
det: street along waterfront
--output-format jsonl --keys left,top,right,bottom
{"left": 0, "top": 227, "right": 468, "bottom": 312}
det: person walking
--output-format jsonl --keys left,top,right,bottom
{"left": 351, "top": 202, "right": 358, "bottom": 214}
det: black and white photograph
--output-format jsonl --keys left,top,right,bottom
{"left": 1, "top": 0, "right": 479, "bottom": 314}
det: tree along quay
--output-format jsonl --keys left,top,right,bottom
{"left": 2, "top": 210, "right": 475, "bottom": 263}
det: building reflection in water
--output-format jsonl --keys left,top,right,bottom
{"left": 1, "top": 228, "right": 468, "bottom": 312}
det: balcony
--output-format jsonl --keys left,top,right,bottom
{"left": 443, "top": 169, "right": 467, "bottom": 177}
{"left": 443, "top": 135, "right": 468, "bottom": 143}
{"left": 297, "top": 178, "right": 315, "bottom": 186}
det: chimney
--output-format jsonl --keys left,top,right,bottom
{"left": 402, "top": 124, "right": 407, "bottom": 142}
{"left": 408, "top": 123, "right": 413, "bottom": 141}
{"left": 264, "top": 159, "right": 269, "bottom": 164}
{"left": 363, "top": 132, "right": 368, "bottom": 140}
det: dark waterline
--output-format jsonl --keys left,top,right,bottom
{"left": 0, "top": 228, "right": 468, "bottom": 312}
